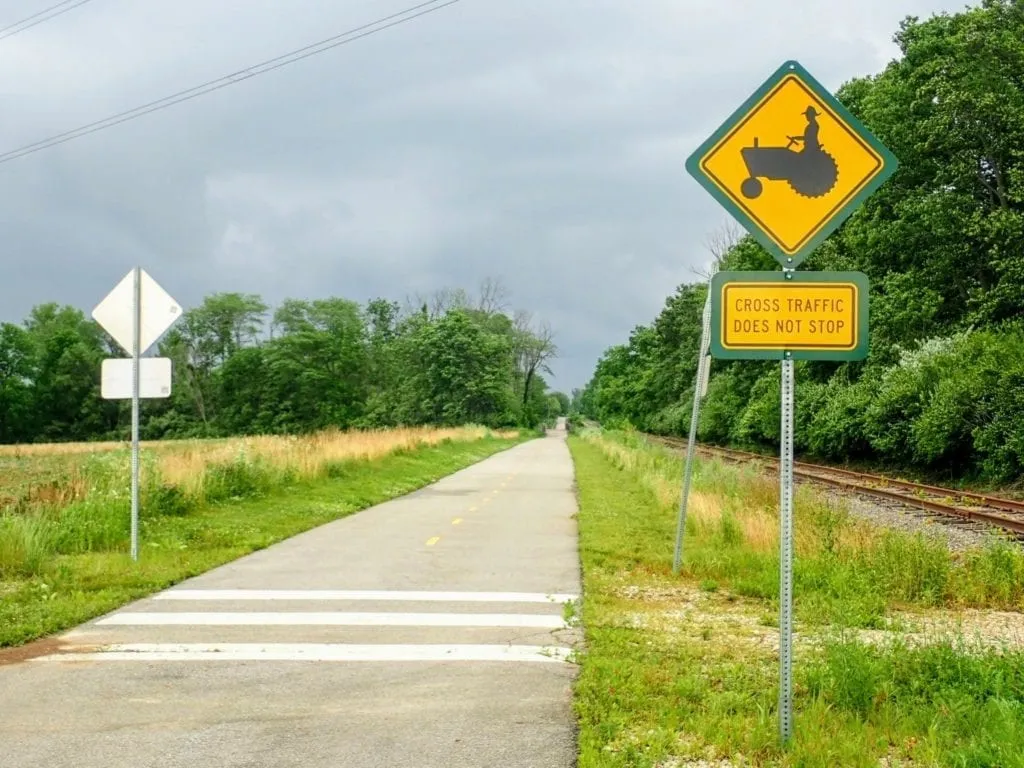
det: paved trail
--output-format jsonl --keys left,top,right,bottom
{"left": 0, "top": 431, "right": 581, "bottom": 768}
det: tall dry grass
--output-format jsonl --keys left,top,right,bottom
{"left": 1, "top": 426, "right": 507, "bottom": 459}
{"left": 0, "top": 438, "right": 201, "bottom": 457}
{"left": 586, "top": 429, "right": 883, "bottom": 558}
{"left": 2, "top": 426, "right": 509, "bottom": 517}
{"left": 0, "top": 425, "right": 515, "bottom": 577}
{"left": 157, "top": 426, "right": 496, "bottom": 497}
{"left": 589, "top": 432, "right": 788, "bottom": 554}
{"left": 583, "top": 429, "right": 1024, "bottom": 616}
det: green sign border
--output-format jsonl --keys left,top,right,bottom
{"left": 710, "top": 271, "right": 870, "bottom": 361}
{"left": 685, "top": 60, "right": 898, "bottom": 268}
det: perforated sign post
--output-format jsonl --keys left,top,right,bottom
{"left": 684, "top": 60, "right": 897, "bottom": 746}
{"left": 92, "top": 268, "right": 181, "bottom": 561}
{"left": 672, "top": 274, "right": 714, "bottom": 575}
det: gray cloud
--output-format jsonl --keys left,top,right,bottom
{"left": 0, "top": 0, "right": 966, "bottom": 390}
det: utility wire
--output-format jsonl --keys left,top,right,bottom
{"left": 0, "top": 0, "right": 94, "bottom": 41}
{"left": 0, "top": 0, "right": 461, "bottom": 165}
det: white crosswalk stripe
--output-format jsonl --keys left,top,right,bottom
{"left": 34, "top": 589, "right": 580, "bottom": 664}
{"left": 37, "top": 643, "right": 575, "bottom": 663}
{"left": 153, "top": 589, "right": 579, "bottom": 603}
{"left": 96, "top": 611, "right": 569, "bottom": 628}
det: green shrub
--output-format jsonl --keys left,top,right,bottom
{"left": 567, "top": 415, "right": 588, "bottom": 434}
{"left": 689, "top": 325, "right": 1024, "bottom": 482}
{"left": 974, "top": 363, "right": 1024, "bottom": 481}
{"left": 805, "top": 636, "right": 885, "bottom": 717}
{"left": 203, "top": 458, "right": 272, "bottom": 502}
{"left": 717, "top": 509, "right": 744, "bottom": 547}
{"left": 733, "top": 368, "right": 780, "bottom": 446}
{"left": 646, "top": 401, "right": 691, "bottom": 436}
{"left": 959, "top": 541, "right": 1024, "bottom": 605}
{"left": 869, "top": 531, "right": 951, "bottom": 606}
{"left": 863, "top": 331, "right": 970, "bottom": 464}
{"left": 806, "top": 378, "right": 874, "bottom": 459}
{"left": 805, "top": 637, "right": 1024, "bottom": 764}
{"left": 911, "top": 373, "right": 985, "bottom": 467}
{"left": 793, "top": 376, "right": 829, "bottom": 453}
{"left": 53, "top": 500, "right": 129, "bottom": 554}
{"left": 147, "top": 484, "right": 193, "bottom": 517}
{"left": 0, "top": 516, "right": 57, "bottom": 577}
{"left": 324, "top": 460, "right": 355, "bottom": 479}
{"left": 698, "top": 368, "right": 753, "bottom": 443}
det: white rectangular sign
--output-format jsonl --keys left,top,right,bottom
{"left": 92, "top": 269, "right": 182, "bottom": 356}
{"left": 101, "top": 358, "right": 173, "bottom": 400}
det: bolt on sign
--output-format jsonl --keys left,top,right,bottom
{"left": 685, "top": 60, "right": 898, "bottom": 268}
{"left": 710, "top": 271, "right": 869, "bottom": 361}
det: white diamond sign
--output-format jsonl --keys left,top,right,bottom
{"left": 92, "top": 268, "right": 182, "bottom": 355}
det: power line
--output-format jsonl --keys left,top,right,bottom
{"left": 0, "top": 0, "right": 462, "bottom": 165}
{"left": 0, "top": 0, "right": 94, "bottom": 41}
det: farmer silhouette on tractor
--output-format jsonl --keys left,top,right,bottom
{"left": 791, "top": 105, "right": 821, "bottom": 151}
{"left": 740, "top": 106, "right": 839, "bottom": 200}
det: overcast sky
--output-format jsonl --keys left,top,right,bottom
{"left": 0, "top": 0, "right": 968, "bottom": 391}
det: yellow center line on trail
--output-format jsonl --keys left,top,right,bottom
{"left": 425, "top": 536, "right": 440, "bottom": 547}
{"left": 452, "top": 518, "right": 463, "bottom": 526}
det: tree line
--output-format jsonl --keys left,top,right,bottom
{"left": 580, "top": 0, "right": 1024, "bottom": 482}
{"left": 0, "top": 280, "right": 569, "bottom": 443}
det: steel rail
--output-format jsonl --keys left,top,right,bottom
{"left": 685, "top": 441, "right": 1024, "bottom": 515}
{"left": 646, "top": 435, "right": 1024, "bottom": 538}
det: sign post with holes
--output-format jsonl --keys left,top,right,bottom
{"left": 92, "top": 268, "right": 182, "bottom": 562}
{"left": 684, "top": 60, "right": 897, "bottom": 746}
{"left": 673, "top": 272, "right": 715, "bottom": 575}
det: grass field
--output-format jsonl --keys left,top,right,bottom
{"left": 569, "top": 429, "right": 1024, "bottom": 768}
{"left": 0, "top": 426, "right": 510, "bottom": 511}
{"left": 0, "top": 426, "right": 525, "bottom": 648}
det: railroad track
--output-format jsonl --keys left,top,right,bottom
{"left": 646, "top": 435, "right": 1024, "bottom": 538}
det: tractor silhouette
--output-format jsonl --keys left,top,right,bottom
{"left": 740, "top": 106, "right": 838, "bottom": 199}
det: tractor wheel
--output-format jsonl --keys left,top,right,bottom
{"left": 787, "top": 150, "right": 839, "bottom": 198}
{"left": 741, "top": 177, "right": 763, "bottom": 199}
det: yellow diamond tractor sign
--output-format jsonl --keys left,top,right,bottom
{"left": 686, "top": 61, "right": 897, "bottom": 267}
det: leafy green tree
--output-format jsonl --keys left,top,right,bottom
{"left": 2, "top": 281, "right": 560, "bottom": 444}
{"left": 581, "top": 0, "right": 1024, "bottom": 483}
{"left": 160, "top": 293, "right": 269, "bottom": 427}
{"left": 360, "top": 298, "right": 403, "bottom": 427}
{"left": 569, "top": 388, "right": 585, "bottom": 414}
{"left": 22, "top": 304, "right": 113, "bottom": 442}
{"left": 259, "top": 299, "right": 369, "bottom": 432}
{"left": 549, "top": 391, "right": 570, "bottom": 416}
{"left": 513, "top": 312, "right": 557, "bottom": 414}
{"left": 0, "top": 324, "right": 36, "bottom": 443}
{"left": 838, "top": 0, "right": 1024, "bottom": 332}
{"left": 420, "top": 310, "right": 515, "bottom": 427}
{"left": 216, "top": 347, "right": 271, "bottom": 435}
